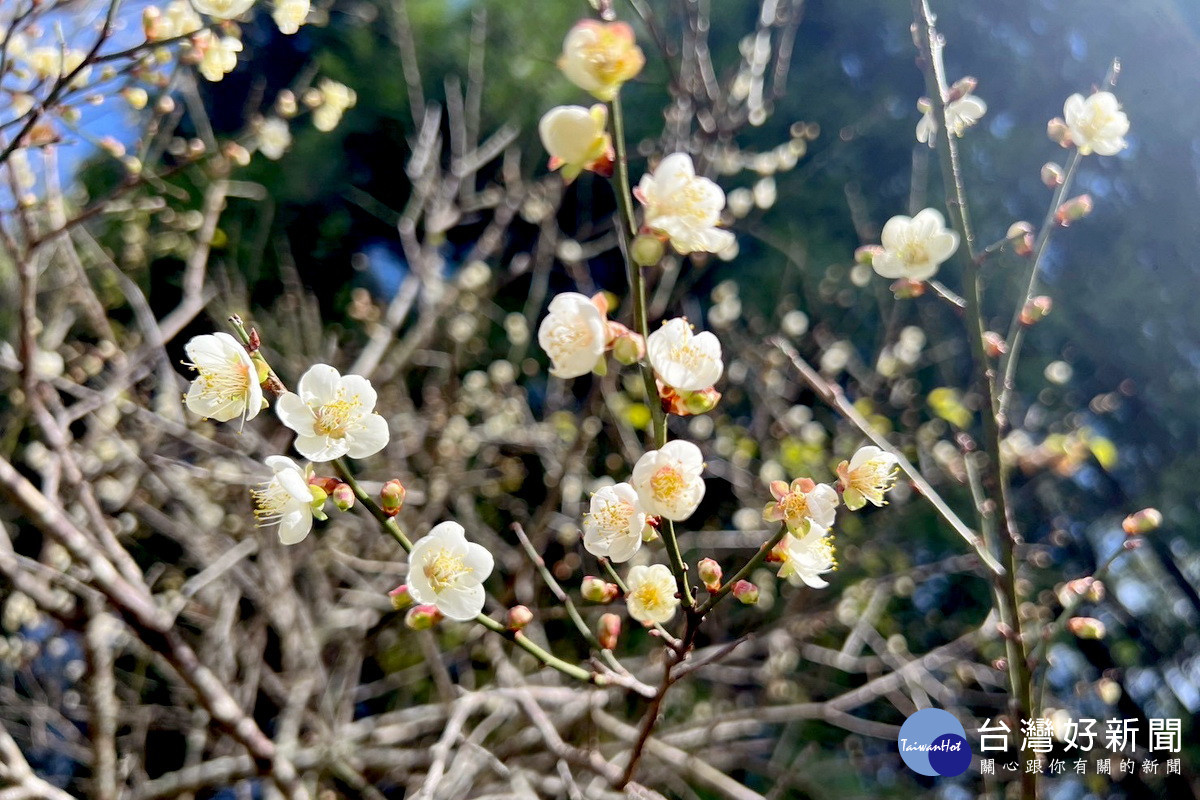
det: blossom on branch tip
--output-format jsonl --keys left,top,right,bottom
{"left": 190, "top": 0, "right": 255, "bottom": 19}
{"left": 313, "top": 79, "right": 356, "bottom": 132}
{"left": 251, "top": 456, "right": 323, "bottom": 545}
{"left": 647, "top": 317, "right": 723, "bottom": 393}
{"left": 272, "top": 0, "right": 309, "bottom": 34}
{"left": 276, "top": 364, "right": 390, "bottom": 462}
{"left": 583, "top": 483, "right": 649, "bottom": 563}
{"left": 558, "top": 20, "right": 644, "bottom": 101}
{"left": 537, "top": 292, "right": 607, "bottom": 379}
{"left": 774, "top": 524, "right": 837, "bottom": 589}
{"left": 196, "top": 33, "right": 242, "bottom": 83}
{"left": 255, "top": 118, "right": 292, "bottom": 160}
{"left": 763, "top": 478, "right": 838, "bottom": 532}
{"left": 183, "top": 332, "right": 263, "bottom": 423}
{"left": 1063, "top": 91, "right": 1129, "bottom": 156}
{"left": 539, "top": 104, "right": 614, "bottom": 182}
{"left": 872, "top": 208, "right": 960, "bottom": 282}
{"left": 406, "top": 522, "right": 494, "bottom": 621}
{"left": 836, "top": 446, "right": 899, "bottom": 511}
{"left": 624, "top": 563, "right": 679, "bottom": 625}
{"left": 631, "top": 440, "right": 706, "bottom": 522}
{"left": 916, "top": 93, "right": 987, "bottom": 147}
{"left": 635, "top": 153, "right": 735, "bottom": 255}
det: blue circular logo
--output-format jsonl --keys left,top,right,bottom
{"left": 898, "top": 709, "right": 971, "bottom": 777}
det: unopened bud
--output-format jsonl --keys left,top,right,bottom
{"left": 155, "top": 95, "right": 175, "bottom": 115}
{"left": 915, "top": 96, "right": 933, "bottom": 115}
{"left": 854, "top": 244, "right": 884, "bottom": 266}
{"left": 983, "top": 331, "right": 1008, "bottom": 358}
{"left": 1055, "top": 194, "right": 1093, "bottom": 226}
{"left": 948, "top": 76, "right": 977, "bottom": 102}
{"left": 890, "top": 278, "right": 926, "bottom": 299}
{"left": 223, "top": 142, "right": 251, "bottom": 167}
{"left": 381, "top": 480, "right": 406, "bottom": 516}
{"left": 331, "top": 483, "right": 355, "bottom": 511}
{"left": 681, "top": 386, "right": 721, "bottom": 415}
{"left": 506, "top": 605, "right": 534, "bottom": 631}
{"left": 697, "top": 558, "right": 722, "bottom": 592}
{"left": 641, "top": 518, "right": 661, "bottom": 542}
{"left": 1067, "top": 617, "right": 1106, "bottom": 640}
{"left": 581, "top": 576, "right": 619, "bottom": 604}
{"left": 598, "top": 612, "right": 621, "bottom": 650}
{"left": 1065, "top": 577, "right": 1106, "bottom": 604}
{"left": 1047, "top": 117, "right": 1072, "bottom": 147}
{"left": 611, "top": 330, "right": 644, "bottom": 365}
{"left": 100, "top": 137, "right": 125, "bottom": 158}
{"left": 1020, "top": 295, "right": 1053, "bottom": 325}
{"left": 732, "top": 580, "right": 759, "bottom": 605}
{"left": 123, "top": 87, "right": 149, "bottom": 110}
{"left": 1122, "top": 507, "right": 1162, "bottom": 536}
{"left": 631, "top": 234, "right": 665, "bottom": 267}
{"left": 276, "top": 90, "right": 298, "bottom": 118}
{"left": 405, "top": 604, "right": 442, "bottom": 630}
{"left": 388, "top": 584, "right": 413, "bottom": 610}
{"left": 1007, "top": 221, "right": 1034, "bottom": 257}
{"left": 142, "top": 6, "right": 162, "bottom": 39}
{"left": 1041, "top": 162, "right": 1065, "bottom": 188}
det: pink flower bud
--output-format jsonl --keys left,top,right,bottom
{"left": 854, "top": 244, "right": 884, "bottom": 266}
{"left": 889, "top": 278, "right": 926, "bottom": 299}
{"left": 1007, "top": 221, "right": 1034, "bottom": 257}
{"left": 1020, "top": 296, "right": 1053, "bottom": 326}
{"left": 1041, "top": 162, "right": 1065, "bottom": 188}
{"left": 983, "top": 331, "right": 1008, "bottom": 359}
{"left": 381, "top": 480, "right": 406, "bottom": 517}
{"left": 697, "top": 558, "right": 723, "bottom": 592}
{"left": 1066, "top": 617, "right": 1106, "bottom": 640}
{"left": 331, "top": 483, "right": 355, "bottom": 511}
{"left": 947, "top": 76, "right": 977, "bottom": 102}
{"left": 1122, "top": 507, "right": 1162, "bottom": 536}
{"left": 732, "top": 580, "right": 759, "bottom": 605}
{"left": 1047, "top": 117, "right": 1073, "bottom": 147}
{"left": 581, "top": 576, "right": 619, "bottom": 604}
{"left": 609, "top": 326, "right": 645, "bottom": 365}
{"left": 678, "top": 386, "right": 721, "bottom": 416}
{"left": 506, "top": 605, "right": 534, "bottom": 631}
{"left": 1055, "top": 194, "right": 1093, "bottom": 226}
{"left": 388, "top": 584, "right": 413, "bottom": 610}
{"left": 598, "top": 612, "right": 621, "bottom": 650}
{"left": 405, "top": 604, "right": 442, "bottom": 630}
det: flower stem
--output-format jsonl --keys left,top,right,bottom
{"left": 608, "top": 94, "right": 693, "bottom": 608}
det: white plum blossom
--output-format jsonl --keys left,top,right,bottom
{"left": 775, "top": 524, "right": 837, "bottom": 589}
{"left": 157, "top": 0, "right": 203, "bottom": 39}
{"left": 183, "top": 332, "right": 263, "bottom": 423}
{"left": 26, "top": 47, "right": 90, "bottom": 88}
{"left": 624, "top": 563, "right": 679, "bottom": 625}
{"left": 407, "top": 521, "right": 494, "bottom": 621}
{"left": 251, "top": 456, "right": 322, "bottom": 545}
{"left": 255, "top": 118, "right": 292, "bottom": 160}
{"left": 275, "top": 364, "right": 390, "bottom": 462}
{"left": 837, "top": 446, "right": 900, "bottom": 511}
{"left": 916, "top": 94, "right": 987, "bottom": 147}
{"left": 538, "top": 104, "right": 612, "bottom": 181}
{"left": 631, "top": 440, "right": 706, "bottom": 522}
{"left": 646, "top": 317, "right": 723, "bottom": 392}
{"left": 197, "top": 33, "right": 242, "bottom": 83}
{"left": 582, "top": 483, "right": 648, "bottom": 563}
{"left": 763, "top": 478, "right": 838, "bottom": 532}
{"left": 558, "top": 20, "right": 645, "bottom": 101}
{"left": 190, "top": 0, "right": 255, "bottom": 19}
{"left": 872, "top": 208, "right": 960, "bottom": 282}
{"left": 272, "top": 0, "right": 309, "bottom": 34}
{"left": 537, "top": 292, "right": 607, "bottom": 379}
{"left": 635, "top": 153, "right": 735, "bottom": 255}
{"left": 313, "top": 79, "right": 356, "bottom": 132}
{"left": 1063, "top": 91, "right": 1129, "bottom": 156}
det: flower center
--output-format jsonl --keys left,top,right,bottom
{"left": 313, "top": 394, "right": 362, "bottom": 438}
{"left": 632, "top": 582, "right": 669, "bottom": 614}
{"left": 650, "top": 466, "right": 686, "bottom": 504}
{"left": 668, "top": 341, "right": 708, "bottom": 370}
{"left": 592, "top": 497, "right": 635, "bottom": 535}
{"left": 583, "top": 34, "right": 629, "bottom": 83}
{"left": 852, "top": 462, "right": 898, "bottom": 502}
{"left": 251, "top": 480, "right": 298, "bottom": 525}
{"left": 545, "top": 320, "right": 594, "bottom": 360}
{"left": 897, "top": 240, "right": 930, "bottom": 266}
{"left": 424, "top": 548, "right": 470, "bottom": 593}
{"left": 654, "top": 179, "right": 715, "bottom": 229}
{"left": 190, "top": 356, "right": 251, "bottom": 402}
{"left": 779, "top": 492, "right": 810, "bottom": 521}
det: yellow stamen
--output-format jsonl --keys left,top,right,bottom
{"left": 424, "top": 548, "right": 471, "bottom": 593}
